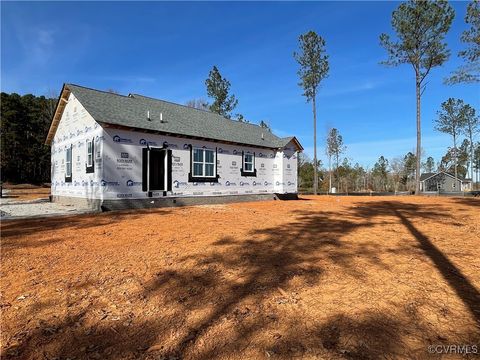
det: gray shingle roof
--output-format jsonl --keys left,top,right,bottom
{"left": 420, "top": 171, "right": 470, "bottom": 181}
{"left": 64, "top": 84, "right": 302, "bottom": 150}
{"left": 419, "top": 172, "right": 436, "bottom": 181}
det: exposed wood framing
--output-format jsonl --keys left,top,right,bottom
{"left": 45, "top": 85, "right": 71, "bottom": 145}
{"left": 289, "top": 137, "right": 304, "bottom": 151}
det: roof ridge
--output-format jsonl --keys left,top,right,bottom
{"left": 130, "top": 93, "right": 268, "bottom": 130}
{"left": 129, "top": 93, "right": 216, "bottom": 115}
{"left": 59, "top": 83, "right": 303, "bottom": 150}
{"left": 422, "top": 170, "right": 468, "bottom": 181}
{"left": 66, "top": 83, "right": 132, "bottom": 99}
{"left": 67, "top": 83, "right": 272, "bottom": 132}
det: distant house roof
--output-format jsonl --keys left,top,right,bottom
{"left": 419, "top": 173, "right": 436, "bottom": 181}
{"left": 420, "top": 171, "right": 471, "bottom": 182}
{"left": 45, "top": 83, "right": 303, "bottom": 151}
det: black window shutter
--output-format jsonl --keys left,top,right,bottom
{"left": 215, "top": 147, "right": 218, "bottom": 177}
{"left": 65, "top": 144, "right": 73, "bottom": 182}
{"left": 142, "top": 148, "right": 148, "bottom": 191}
{"left": 167, "top": 149, "right": 172, "bottom": 191}
{"left": 158, "top": 149, "right": 165, "bottom": 191}
{"left": 188, "top": 144, "right": 193, "bottom": 182}
{"left": 241, "top": 150, "right": 244, "bottom": 171}
{"left": 190, "top": 145, "right": 193, "bottom": 174}
{"left": 86, "top": 138, "right": 95, "bottom": 173}
{"left": 91, "top": 137, "right": 95, "bottom": 169}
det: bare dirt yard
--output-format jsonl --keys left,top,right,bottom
{"left": 0, "top": 186, "right": 92, "bottom": 220}
{"left": 1, "top": 196, "right": 479, "bottom": 360}
{"left": 1, "top": 184, "right": 50, "bottom": 202}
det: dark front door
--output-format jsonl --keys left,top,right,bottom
{"left": 142, "top": 148, "right": 172, "bottom": 192}
{"left": 149, "top": 149, "right": 165, "bottom": 191}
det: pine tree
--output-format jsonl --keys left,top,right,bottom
{"left": 445, "top": 0, "right": 480, "bottom": 84}
{"left": 294, "top": 31, "right": 329, "bottom": 195}
{"left": 205, "top": 66, "right": 238, "bottom": 119}
{"left": 380, "top": 0, "right": 455, "bottom": 194}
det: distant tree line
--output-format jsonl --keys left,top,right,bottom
{"left": 1, "top": 92, "right": 56, "bottom": 183}
{"left": 295, "top": 0, "right": 478, "bottom": 195}
{"left": 298, "top": 127, "right": 480, "bottom": 194}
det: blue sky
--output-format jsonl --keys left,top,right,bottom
{"left": 1, "top": 1, "right": 478, "bottom": 168}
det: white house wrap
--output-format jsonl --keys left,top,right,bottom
{"left": 46, "top": 84, "right": 303, "bottom": 210}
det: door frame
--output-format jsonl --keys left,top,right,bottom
{"left": 142, "top": 147, "right": 172, "bottom": 197}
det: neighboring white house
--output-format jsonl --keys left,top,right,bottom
{"left": 45, "top": 84, "right": 303, "bottom": 210}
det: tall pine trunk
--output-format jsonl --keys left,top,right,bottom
{"left": 472, "top": 164, "right": 480, "bottom": 190}
{"left": 453, "top": 133, "right": 458, "bottom": 190}
{"left": 336, "top": 154, "right": 340, "bottom": 191}
{"left": 328, "top": 155, "right": 332, "bottom": 194}
{"left": 468, "top": 126, "right": 474, "bottom": 190}
{"left": 415, "top": 73, "right": 421, "bottom": 195}
{"left": 312, "top": 95, "right": 318, "bottom": 195}
{"left": 471, "top": 144, "right": 474, "bottom": 189}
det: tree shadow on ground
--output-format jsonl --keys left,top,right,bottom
{"left": 3, "top": 209, "right": 386, "bottom": 359}
{"left": 352, "top": 201, "right": 480, "bottom": 325}
{"left": 135, "top": 202, "right": 464, "bottom": 359}
{"left": 308, "top": 313, "right": 408, "bottom": 359}
{"left": 142, "top": 211, "right": 371, "bottom": 351}
{"left": 3, "top": 200, "right": 479, "bottom": 359}
{"left": 0, "top": 208, "right": 173, "bottom": 249}
{"left": 449, "top": 197, "right": 480, "bottom": 208}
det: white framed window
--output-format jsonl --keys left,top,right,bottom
{"left": 243, "top": 153, "right": 254, "bottom": 172}
{"left": 192, "top": 148, "right": 216, "bottom": 177}
{"left": 86, "top": 139, "right": 93, "bottom": 167}
{"left": 66, "top": 146, "right": 72, "bottom": 177}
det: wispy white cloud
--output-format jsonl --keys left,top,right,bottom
{"left": 3, "top": 19, "right": 93, "bottom": 94}
{"left": 22, "top": 27, "right": 57, "bottom": 66}
{"left": 37, "top": 29, "right": 54, "bottom": 45}
{"left": 321, "top": 80, "right": 381, "bottom": 97}
{"left": 1, "top": 26, "right": 59, "bottom": 92}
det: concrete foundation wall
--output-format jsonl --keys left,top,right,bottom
{"left": 51, "top": 193, "right": 295, "bottom": 211}
{"left": 50, "top": 195, "right": 103, "bottom": 211}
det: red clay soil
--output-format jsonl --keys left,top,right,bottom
{"left": 1, "top": 185, "right": 50, "bottom": 201}
{"left": 1, "top": 196, "right": 479, "bottom": 359}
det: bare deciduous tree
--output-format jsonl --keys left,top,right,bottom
{"left": 185, "top": 98, "right": 209, "bottom": 111}
{"left": 435, "top": 98, "right": 468, "bottom": 186}
{"left": 326, "top": 128, "right": 346, "bottom": 192}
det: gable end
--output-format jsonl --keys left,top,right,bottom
{"left": 45, "top": 84, "right": 71, "bottom": 145}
